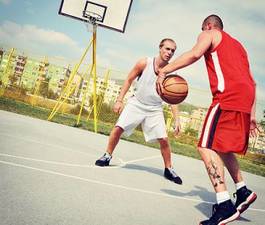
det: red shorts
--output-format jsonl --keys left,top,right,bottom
{"left": 198, "top": 103, "right": 250, "bottom": 155}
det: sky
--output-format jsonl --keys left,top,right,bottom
{"left": 0, "top": 0, "right": 264, "bottom": 120}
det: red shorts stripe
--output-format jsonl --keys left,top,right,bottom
{"left": 198, "top": 104, "right": 251, "bottom": 154}
{"left": 199, "top": 103, "right": 221, "bottom": 148}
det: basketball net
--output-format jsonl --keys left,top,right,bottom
{"left": 83, "top": 11, "right": 102, "bottom": 33}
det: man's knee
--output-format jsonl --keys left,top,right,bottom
{"left": 112, "top": 126, "right": 124, "bottom": 136}
{"left": 197, "top": 147, "right": 213, "bottom": 163}
{"left": 197, "top": 147, "right": 205, "bottom": 155}
{"left": 158, "top": 137, "right": 169, "bottom": 148}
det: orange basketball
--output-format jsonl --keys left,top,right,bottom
{"left": 159, "top": 74, "right": 188, "bottom": 104}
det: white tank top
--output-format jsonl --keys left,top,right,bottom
{"left": 134, "top": 57, "right": 163, "bottom": 108}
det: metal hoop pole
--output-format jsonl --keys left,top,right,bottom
{"left": 92, "top": 23, "right": 98, "bottom": 133}
{"left": 48, "top": 38, "right": 93, "bottom": 121}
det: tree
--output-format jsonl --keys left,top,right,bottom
{"left": 38, "top": 77, "right": 51, "bottom": 97}
{"left": 184, "top": 126, "right": 198, "bottom": 137}
{"left": 260, "top": 120, "right": 265, "bottom": 130}
{"left": 179, "top": 102, "right": 198, "bottom": 114}
{"left": 47, "top": 89, "right": 58, "bottom": 100}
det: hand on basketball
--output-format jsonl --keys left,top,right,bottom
{"left": 156, "top": 74, "right": 165, "bottom": 96}
{"left": 250, "top": 119, "right": 261, "bottom": 138}
{"left": 156, "top": 74, "right": 188, "bottom": 104}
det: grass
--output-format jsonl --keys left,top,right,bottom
{"left": 0, "top": 96, "right": 264, "bottom": 177}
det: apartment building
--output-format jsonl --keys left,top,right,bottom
{"left": 11, "top": 55, "right": 27, "bottom": 87}
{"left": 0, "top": 48, "right": 68, "bottom": 93}
{"left": 0, "top": 48, "right": 16, "bottom": 86}
{"left": 78, "top": 76, "right": 135, "bottom": 108}
{"left": 55, "top": 66, "right": 71, "bottom": 96}
{"left": 249, "top": 129, "right": 265, "bottom": 153}
{"left": 190, "top": 108, "right": 207, "bottom": 131}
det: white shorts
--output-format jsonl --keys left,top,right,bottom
{"left": 116, "top": 97, "right": 167, "bottom": 142}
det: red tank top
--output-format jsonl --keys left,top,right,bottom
{"left": 204, "top": 31, "right": 255, "bottom": 113}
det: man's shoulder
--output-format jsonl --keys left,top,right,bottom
{"left": 201, "top": 29, "right": 221, "bottom": 36}
{"left": 138, "top": 56, "right": 151, "bottom": 63}
{"left": 136, "top": 57, "right": 149, "bottom": 69}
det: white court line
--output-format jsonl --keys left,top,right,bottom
{"left": 0, "top": 159, "right": 264, "bottom": 213}
{"left": 0, "top": 153, "right": 94, "bottom": 168}
{"left": 0, "top": 132, "right": 163, "bottom": 168}
{"left": 0, "top": 153, "right": 161, "bottom": 169}
{"left": 123, "top": 155, "right": 161, "bottom": 164}
{"left": 0, "top": 132, "right": 99, "bottom": 157}
{"left": 0, "top": 153, "right": 124, "bottom": 169}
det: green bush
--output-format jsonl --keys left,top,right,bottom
{"left": 244, "top": 152, "right": 265, "bottom": 165}
{"left": 70, "top": 104, "right": 89, "bottom": 116}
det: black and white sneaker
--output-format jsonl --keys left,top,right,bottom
{"left": 234, "top": 186, "right": 257, "bottom": 214}
{"left": 164, "top": 167, "right": 182, "bottom": 185}
{"left": 211, "top": 203, "right": 218, "bottom": 215}
{"left": 95, "top": 153, "right": 112, "bottom": 167}
{"left": 200, "top": 200, "right": 239, "bottom": 225}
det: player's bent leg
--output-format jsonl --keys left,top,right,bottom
{"left": 158, "top": 138, "right": 182, "bottom": 185}
{"left": 95, "top": 126, "right": 124, "bottom": 167}
{"left": 197, "top": 147, "right": 240, "bottom": 224}
{"left": 106, "top": 126, "right": 124, "bottom": 155}
{"left": 158, "top": 137, "right": 171, "bottom": 168}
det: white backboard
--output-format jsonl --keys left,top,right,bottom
{"left": 59, "top": 0, "right": 133, "bottom": 33}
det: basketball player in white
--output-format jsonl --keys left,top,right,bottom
{"left": 95, "top": 38, "right": 183, "bottom": 184}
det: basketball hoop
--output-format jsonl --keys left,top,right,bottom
{"left": 83, "top": 11, "right": 102, "bottom": 32}
{"left": 57, "top": 0, "right": 133, "bottom": 132}
{"left": 83, "top": 10, "right": 102, "bottom": 24}
{"left": 59, "top": 0, "right": 133, "bottom": 33}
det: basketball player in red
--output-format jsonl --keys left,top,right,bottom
{"left": 95, "top": 38, "right": 183, "bottom": 184}
{"left": 157, "top": 15, "right": 259, "bottom": 225}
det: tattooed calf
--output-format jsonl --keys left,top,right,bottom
{"left": 207, "top": 161, "right": 224, "bottom": 187}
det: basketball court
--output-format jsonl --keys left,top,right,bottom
{"left": 0, "top": 110, "right": 264, "bottom": 225}
{"left": 1, "top": 1, "right": 264, "bottom": 224}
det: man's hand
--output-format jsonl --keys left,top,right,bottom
{"left": 156, "top": 74, "right": 166, "bottom": 96}
{"left": 249, "top": 118, "right": 260, "bottom": 138}
{"left": 173, "top": 119, "right": 181, "bottom": 136}
{"left": 113, "top": 101, "right": 123, "bottom": 114}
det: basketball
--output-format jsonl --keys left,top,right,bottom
{"left": 158, "top": 74, "right": 188, "bottom": 104}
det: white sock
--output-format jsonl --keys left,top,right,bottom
{"left": 235, "top": 181, "right": 246, "bottom": 190}
{"left": 105, "top": 152, "right": 112, "bottom": 158}
{"left": 216, "top": 191, "right": 230, "bottom": 204}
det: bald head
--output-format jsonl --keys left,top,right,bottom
{"left": 202, "top": 14, "right": 223, "bottom": 30}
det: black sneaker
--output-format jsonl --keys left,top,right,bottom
{"left": 211, "top": 203, "right": 218, "bottom": 215}
{"left": 95, "top": 153, "right": 112, "bottom": 167}
{"left": 233, "top": 186, "right": 257, "bottom": 214}
{"left": 200, "top": 200, "right": 239, "bottom": 225}
{"left": 164, "top": 168, "right": 182, "bottom": 185}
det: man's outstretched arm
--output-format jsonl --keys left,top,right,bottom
{"left": 156, "top": 31, "right": 213, "bottom": 95}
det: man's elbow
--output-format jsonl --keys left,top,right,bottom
{"left": 126, "top": 78, "right": 134, "bottom": 85}
{"left": 191, "top": 51, "right": 202, "bottom": 61}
